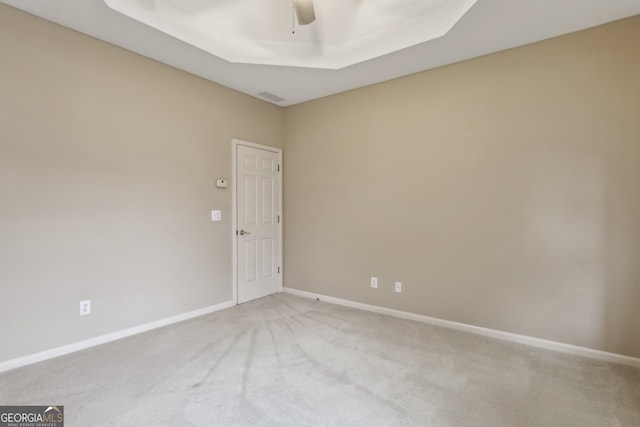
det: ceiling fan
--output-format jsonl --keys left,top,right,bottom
{"left": 294, "top": 0, "right": 316, "bottom": 25}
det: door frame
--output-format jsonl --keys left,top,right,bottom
{"left": 231, "top": 138, "right": 283, "bottom": 304}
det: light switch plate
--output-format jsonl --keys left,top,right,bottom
{"left": 211, "top": 210, "right": 221, "bottom": 221}
{"left": 216, "top": 179, "right": 228, "bottom": 188}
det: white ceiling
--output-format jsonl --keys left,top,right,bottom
{"left": 2, "top": 0, "right": 640, "bottom": 106}
{"left": 103, "top": 0, "right": 478, "bottom": 69}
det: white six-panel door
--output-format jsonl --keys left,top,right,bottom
{"left": 235, "top": 142, "right": 282, "bottom": 304}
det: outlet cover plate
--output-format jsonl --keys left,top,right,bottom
{"left": 80, "top": 300, "right": 91, "bottom": 316}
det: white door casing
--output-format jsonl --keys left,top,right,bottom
{"left": 233, "top": 140, "right": 282, "bottom": 304}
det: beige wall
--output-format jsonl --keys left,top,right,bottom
{"left": 2, "top": 2, "right": 639, "bottom": 364}
{"left": 0, "top": 5, "right": 283, "bottom": 362}
{"left": 283, "top": 16, "right": 640, "bottom": 357}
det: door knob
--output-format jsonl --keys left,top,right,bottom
{"left": 239, "top": 230, "right": 251, "bottom": 236}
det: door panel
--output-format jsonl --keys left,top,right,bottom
{"left": 236, "top": 144, "right": 281, "bottom": 303}
{"left": 262, "top": 238, "right": 274, "bottom": 278}
{"left": 244, "top": 175, "right": 257, "bottom": 224}
{"left": 262, "top": 177, "right": 274, "bottom": 223}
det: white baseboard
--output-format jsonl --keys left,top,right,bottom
{"left": 283, "top": 287, "right": 640, "bottom": 368}
{"left": 0, "top": 300, "right": 235, "bottom": 374}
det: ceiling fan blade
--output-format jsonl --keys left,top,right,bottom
{"left": 294, "top": 0, "right": 316, "bottom": 25}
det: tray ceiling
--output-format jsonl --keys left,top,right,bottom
{"left": 104, "top": 0, "right": 477, "bottom": 69}
{"left": 2, "top": 0, "right": 639, "bottom": 106}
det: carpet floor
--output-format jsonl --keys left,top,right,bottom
{"left": 1, "top": 293, "right": 639, "bottom": 426}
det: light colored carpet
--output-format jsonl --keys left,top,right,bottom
{"left": 1, "top": 293, "right": 638, "bottom": 426}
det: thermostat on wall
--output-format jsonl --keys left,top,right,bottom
{"left": 216, "top": 179, "right": 228, "bottom": 189}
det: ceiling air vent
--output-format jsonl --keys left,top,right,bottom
{"left": 257, "top": 91, "right": 286, "bottom": 103}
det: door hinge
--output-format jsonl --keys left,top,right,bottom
{"left": 277, "top": 215, "right": 280, "bottom": 224}
{"left": 277, "top": 164, "right": 280, "bottom": 172}
{"left": 278, "top": 266, "right": 280, "bottom": 274}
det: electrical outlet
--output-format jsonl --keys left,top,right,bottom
{"left": 394, "top": 282, "right": 402, "bottom": 293}
{"left": 80, "top": 300, "right": 91, "bottom": 316}
{"left": 370, "top": 277, "right": 378, "bottom": 288}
